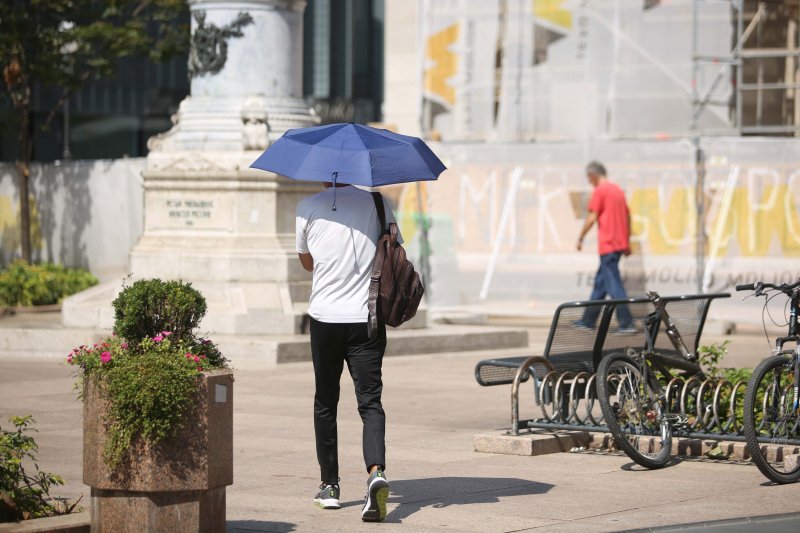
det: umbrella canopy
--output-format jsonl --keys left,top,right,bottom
{"left": 249, "top": 122, "right": 446, "bottom": 187}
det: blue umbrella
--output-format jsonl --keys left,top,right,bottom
{"left": 249, "top": 122, "right": 446, "bottom": 187}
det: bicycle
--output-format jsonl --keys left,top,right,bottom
{"left": 737, "top": 279, "right": 800, "bottom": 484}
{"left": 596, "top": 291, "right": 704, "bottom": 469}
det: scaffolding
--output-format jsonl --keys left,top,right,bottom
{"left": 692, "top": 0, "right": 800, "bottom": 136}
{"left": 690, "top": 0, "right": 800, "bottom": 292}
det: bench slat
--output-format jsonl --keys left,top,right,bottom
{"left": 475, "top": 357, "right": 531, "bottom": 386}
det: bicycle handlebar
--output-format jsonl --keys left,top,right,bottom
{"left": 735, "top": 279, "right": 800, "bottom": 296}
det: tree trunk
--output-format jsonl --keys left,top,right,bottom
{"left": 16, "top": 103, "right": 32, "bottom": 263}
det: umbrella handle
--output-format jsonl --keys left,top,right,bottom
{"left": 331, "top": 171, "right": 338, "bottom": 211}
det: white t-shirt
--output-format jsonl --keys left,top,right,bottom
{"left": 296, "top": 186, "right": 403, "bottom": 323}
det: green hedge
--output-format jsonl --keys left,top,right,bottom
{"left": 0, "top": 260, "right": 98, "bottom": 307}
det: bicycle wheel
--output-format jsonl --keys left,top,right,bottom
{"left": 597, "top": 352, "right": 672, "bottom": 469}
{"left": 743, "top": 355, "right": 800, "bottom": 484}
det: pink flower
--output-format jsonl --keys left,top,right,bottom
{"left": 121, "top": 343, "right": 128, "bottom": 349}
{"left": 100, "top": 351, "right": 112, "bottom": 364}
{"left": 161, "top": 331, "right": 173, "bottom": 337}
{"left": 153, "top": 334, "right": 164, "bottom": 342}
{"left": 67, "top": 355, "right": 73, "bottom": 364}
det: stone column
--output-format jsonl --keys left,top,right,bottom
{"left": 129, "top": 0, "right": 318, "bottom": 335}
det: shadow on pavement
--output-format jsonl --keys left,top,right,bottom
{"left": 384, "top": 476, "right": 554, "bottom": 523}
{"left": 620, "top": 457, "right": 683, "bottom": 471}
{"left": 227, "top": 520, "right": 296, "bottom": 532}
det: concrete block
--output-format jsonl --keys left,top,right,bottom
{"left": 730, "top": 442, "right": 750, "bottom": 460}
{"left": 588, "top": 432, "right": 616, "bottom": 451}
{"left": 675, "top": 438, "right": 703, "bottom": 456}
{"left": 785, "top": 453, "right": 799, "bottom": 471}
{"left": 474, "top": 434, "right": 534, "bottom": 456}
{"left": 474, "top": 431, "right": 591, "bottom": 456}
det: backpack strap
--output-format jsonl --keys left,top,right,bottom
{"left": 371, "top": 192, "right": 387, "bottom": 235}
{"left": 368, "top": 192, "right": 387, "bottom": 339}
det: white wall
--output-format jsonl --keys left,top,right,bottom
{"left": 0, "top": 159, "right": 144, "bottom": 279}
{"left": 383, "top": 0, "right": 422, "bottom": 136}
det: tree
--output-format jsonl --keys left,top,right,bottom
{"left": 0, "top": 0, "right": 188, "bottom": 262}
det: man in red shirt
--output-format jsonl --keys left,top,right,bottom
{"left": 575, "top": 161, "right": 635, "bottom": 332}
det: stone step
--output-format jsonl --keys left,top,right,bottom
{"left": 0, "top": 311, "right": 106, "bottom": 361}
{"left": 215, "top": 324, "right": 530, "bottom": 366}
{"left": 0, "top": 312, "right": 529, "bottom": 366}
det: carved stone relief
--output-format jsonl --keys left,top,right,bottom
{"left": 188, "top": 10, "right": 254, "bottom": 77}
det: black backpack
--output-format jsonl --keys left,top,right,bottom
{"left": 367, "top": 192, "right": 425, "bottom": 339}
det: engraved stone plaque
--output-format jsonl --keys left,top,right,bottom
{"left": 147, "top": 192, "right": 234, "bottom": 231}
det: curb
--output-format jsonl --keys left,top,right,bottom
{"left": 0, "top": 512, "right": 89, "bottom": 533}
{"left": 474, "top": 430, "right": 800, "bottom": 463}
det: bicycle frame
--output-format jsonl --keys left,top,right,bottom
{"left": 635, "top": 292, "right": 702, "bottom": 406}
{"left": 773, "top": 291, "right": 799, "bottom": 355}
{"left": 776, "top": 291, "right": 800, "bottom": 412}
{"left": 739, "top": 281, "right": 800, "bottom": 433}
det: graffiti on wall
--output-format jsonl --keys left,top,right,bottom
{"left": 0, "top": 194, "right": 43, "bottom": 264}
{"left": 387, "top": 159, "right": 800, "bottom": 304}
{"left": 416, "top": 164, "right": 800, "bottom": 258}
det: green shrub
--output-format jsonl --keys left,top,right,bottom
{"left": 0, "top": 260, "right": 98, "bottom": 307}
{"left": 698, "top": 340, "right": 752, "bottom": 384}
{"left": 111, "top": 279, "right": 207, "bottom": 344}
{"left": 70, "top": 278, "right": 228, "bottom": 468}
{"left": 697, "top": 341, "right": 753, "bottom": 428}
{"left": 697, "top": 340, "right": 731, "bottom": 379}
{"left": 0, "top": 416, "right": 80, "bottom": 522}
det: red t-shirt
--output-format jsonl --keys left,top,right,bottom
{"left": 588, "top": 181, "right": 630, "bottom": 255}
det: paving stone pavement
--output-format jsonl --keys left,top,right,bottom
{"left": 1, "top": 324, "right": 798, "bottom": 532}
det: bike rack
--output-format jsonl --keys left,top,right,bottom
{"left": 514, "top": 368, "right": 800, "bottom": 445}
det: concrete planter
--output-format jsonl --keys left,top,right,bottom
{"left": 83, "top": 370, "right": 233, "bottom": 532}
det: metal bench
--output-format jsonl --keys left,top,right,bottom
{"left": 475, "top": 293, "right": 730, "bottom": 435}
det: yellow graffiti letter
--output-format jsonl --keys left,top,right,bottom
{"left": 533, "top": 0, "right": 572, "bottom": 30}
{"left": 424, "top": 23, "right": 459, "bottom": 106}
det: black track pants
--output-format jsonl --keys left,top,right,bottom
{"left": 310, "top": 317, "right": 387, "bottom": 484}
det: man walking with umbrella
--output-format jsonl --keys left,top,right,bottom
{"left": 296, "top": 180, "right": 397, "bottom": 521}
{"left": 251, "top": 123, "right": 446, "bottom": 522}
